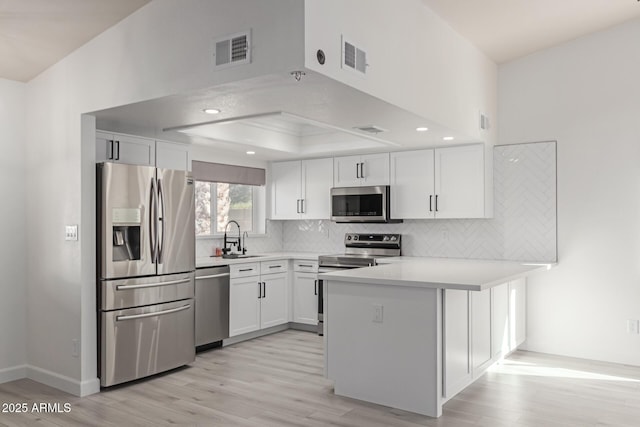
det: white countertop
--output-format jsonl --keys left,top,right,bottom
{"left": 319, "top": 257, "right": 554, "bottom": 291}
{"left": 196, "top": 252, "right": 322, "bottom": 268}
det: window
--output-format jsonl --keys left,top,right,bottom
{"left": 195, "top": 181, "right": 261, "bottom": 236}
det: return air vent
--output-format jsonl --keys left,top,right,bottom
{"left": 354, "top": 125, "right": 387, "bottom": 134}
{"left": 342, "top": 36, "right": 367, "bottom": 74}
{"left": 214, "top": 31, "right": 251, "bottom": 68}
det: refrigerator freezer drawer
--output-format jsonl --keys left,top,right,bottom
{"left": 100, "top": 299, "right": 195, "bottom": 387}
{"left": 101, "top": 272, "right": 194, "bottom": 311}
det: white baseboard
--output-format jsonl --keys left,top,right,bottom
{"left": 26, "top": 366, "right": 99, "bottom": 397}
{"left": 0, "top": 364, "right": 27, "bottom": 384}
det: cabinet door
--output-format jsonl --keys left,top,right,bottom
{"left": 443, "top": 289, "right": 470, "bottom": 399}
{"left": 229, "top": 276, "right": 261, "bottom": 337}
{"left": 271, "top": 161, "right": 301, "bottom": 219}
{"left": 114, "top": 134, "right": 155, "bottom": 166}
{"left": 509, "top": 278, "right": 526, "bottom": 351}
{"left": 390, "top": 150, "right": 435, "bottom": 219}
{"left": 333, "top": 155, "right": 362, "bottom": 187}
{"left": 293, "top": 272, "right": 318, "bottom": 325}
{"left": 361, "top": 153, "right": 390, "bottom": 186}
{"left": 156, "top": 140, "right": 190, "bottom": 171}
{"left": 492, "top": 283, "right": 510, "bottom": 359}
{"left": 471, "top": 289, "right": 492, "bottom": 373}
{"left": 96, "top": 131, "right": 113, "bottom": 163}
{"left": 434, "top": 144, "right": 485, "bottom": 218}
{"left": 260, "top": 273, "right": 288, "bottom": 329}
{"left": 301, "top": 158, "right": 333, "bottom": 219}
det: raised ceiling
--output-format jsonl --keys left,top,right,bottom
{"left": 0, "top": 0, "right": 149, "bottom": 82}
{"left": 422, "top": 0, "right": 640, "bottom": 63}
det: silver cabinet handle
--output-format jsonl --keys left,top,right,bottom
{"left": 195, "top": 273, "right": 230, "bottom": 280}
{"left": 262, "top": 281, "right": 266, "bottom": 298}
{"left": 239, "top": 268, "right": 254, "bottom": 272}
{"left": 116, "top": 304, "right": 191, "bottom": 321}
{"left": 435, "top": 194, "right": 439, "bottom": 212}
{"left": 360, "top": 162, "right": 365, "bottom": 178}
{"left": 258, "top": 282, "right": 262, "bottom": 299}
{"left": 356, "top": 163, "right": 360, "bottom": 179}
{"left": 116, "top": 278, "right": 190, "bottom": 290}
{"left": 301, "top": 199, "right": 305, "bottom": 214}
{"left": 429, "top": 195, "right": 433, "bottom": 212}
{"left": 268, "top": 265, "right": 282, "bottom": 269}
{"left": 298, "top": 264, "right": 314, "bottom": 268}
{"left": 114, "top": 140, "right": 120, "bottom": 161}
{"left": 314, "top": 279, "right": 318, "bottom": 295}
{"left": 107, "top": 140, "right": 114, "bottom": 160}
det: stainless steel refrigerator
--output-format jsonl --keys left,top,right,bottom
{"left": 97, "top": 162, "right": 195, "bottom": 387}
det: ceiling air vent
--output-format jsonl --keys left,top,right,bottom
{"left": 342, "top": 36, "right": 367, "bottom": 74}
{"left": 355, "top": 125, "right": 387, "bottom": 134}
{"left": 214, "top": 31, "right": 251, "bottom": 68}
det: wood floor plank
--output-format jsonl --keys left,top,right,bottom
{"left": 2, "top": 330, "right": 640, "bottom": 426}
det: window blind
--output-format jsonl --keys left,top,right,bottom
{"left": 192, "top": 160, "right": 265, "bottom": 186}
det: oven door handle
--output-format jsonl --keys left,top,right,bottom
{"left": 116, "top": 304, "right": 191, "bottom": 321}
{"left": 116, "top": 278, "right": 191, "bottom": 290}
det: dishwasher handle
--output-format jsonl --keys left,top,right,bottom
{"left": 196, "top": 273, "right": 230, "bottom": 280}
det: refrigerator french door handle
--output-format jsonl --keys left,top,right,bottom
{"left": 149, "top": 178, "right": 157, "bottom": 263}
{"left": 115, "top": 304, "right": 191, "bottom": 322}
{"left": 157, "top": 178, "right": 166, "bottom": 264}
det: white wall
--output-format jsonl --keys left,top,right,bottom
{"left": 0, "top": 78, "right": 27, "bottom": 383}
{"left": 499, "top": 18, "right": 640, "bottom": 365}
{"left": 304, "top": 0, "right": 497, "bottom": 145}
{"left": 24, "top": 0, "right": 305, "bottom": 395}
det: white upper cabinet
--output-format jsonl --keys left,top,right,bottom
{"left": 156, "top": 140, "right": 191, "bottom": 171}
{"left": 435, "top": 144, "right": 485, "bottom": 218}
{"left": 390, "top": 144, "right": 485, "bottom": 219}
{"left": 333, "top": 153, "right": 389, "bottom": 187}
{"left": 390, "top": 149, "right": 435, "bottom": 219}
{"left": 96, "top": 131, "right": 155, "bottom": 167}
{"left": 271, "top": 158, "right": 333, "bottom": 220}
{"left": 97, "top": 131, "right": 191, "bottom": 171}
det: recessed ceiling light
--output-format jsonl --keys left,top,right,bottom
{"left": 443, "top": 136, "right": 454, "bottom": 141}
{"left": 202, "top": 108, "right": 221, "bottom": 114}
{"left": 416, "top": 127, "right": 429, "bottom": 132}
{"left": 246, "top": 151, "right": 255, "bottom": 155}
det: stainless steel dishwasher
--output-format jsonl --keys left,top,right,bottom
{"left": 195, "top": 265, "right": 230, "bottom": 351}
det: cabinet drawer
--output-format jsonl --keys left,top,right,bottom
{"left": 293, "top": 259, "right": 318, "bottom": 273}
{"left": 260, "top": 259, "right": 288, "bottom": 274}
{"left": 230, "top": 262, "right": 260, "bottom": 278}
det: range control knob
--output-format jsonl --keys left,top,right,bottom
{"left": 353, "top": 235, "right": 359, "bottom": 241}
{"left": 383, "top": 235, "right": 390, "bottom": 241}
{"left": 390, "top": 236, "right": 397, "bottom": 241}
{"left": 347, "top": 235, "right": 352, "bottom": 240}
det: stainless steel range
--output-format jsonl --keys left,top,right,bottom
{"left": 317, "top": 233, "right": 401, "bottom": 335}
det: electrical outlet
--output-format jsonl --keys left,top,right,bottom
{"left": 65, "top": 225, "right": 78, "bottom": 241}
{"left": 627, "top": 319, "right": 639, "bottom": 335}
{"left": 72, "top": 339, "right": 79, "bottom": 357}
{"left": 373, "top": 304, "right": 383, "bottom": 323}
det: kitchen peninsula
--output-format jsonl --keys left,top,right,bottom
{"left": 319, "top": 258, "right": 552, "bottom": 418}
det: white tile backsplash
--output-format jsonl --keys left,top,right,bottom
{"left": 197, "top": 142, "right": 557, "bottom": 263}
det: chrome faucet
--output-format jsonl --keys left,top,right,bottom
{"left": 223, "top": 220, "right": 242, "bottom": 255}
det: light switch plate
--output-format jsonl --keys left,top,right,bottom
{"left": 65, "top": 225, "right": 78, "bottom": 241}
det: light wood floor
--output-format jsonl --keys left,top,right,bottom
{"left": 2, "top": 330, "right": 640, "bottom": 426}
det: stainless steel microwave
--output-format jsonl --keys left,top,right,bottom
{"left": 330, "top": 185, "right": 401, "bottom": 223}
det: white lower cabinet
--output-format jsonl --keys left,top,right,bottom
{"left": 229, "top": 261, "right": 289, "bottom": 337}
{"left": 293, "top": 272, "right": 318, "bottom": 325}
{"left": 443, "top": 278, "right": 527, "bottom": 400}
{"left": 260, "top": 272, "right": 288, "bottom": 329}
{"left": 229, "top": 276, "right": 262, "bottom": 336}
